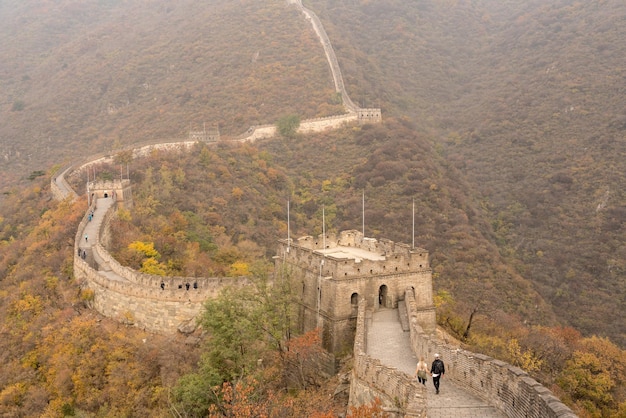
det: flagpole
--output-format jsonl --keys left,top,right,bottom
{"left": 362, "top": 190, "right": 365, "bottom": 236}
{"left": 412, "top": 199, "right": 415, "bottom": 249}
{"left": 318, "top": 205, "right": 325, "bottom": 329}
{"left": 322, "top": 205, "right": 326, "bottom": 250}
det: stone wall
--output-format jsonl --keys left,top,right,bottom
{"left": 348, "top": 299, "right": 426, "bottom": 417}
{"left": 289, "top": 0, "right": 358, "bottom": 112}
{"left": 404, "top": 291, "right": 577, "bottom": 418}
{"left": 51, "top": 164, "right": 79, "bottom": 201}
{"left": 297, "top": 113, "right": 358, "bottom": 133}
{"left": 74, "top": 197, "right": 247, "bottom": 334}
{"left": 236, "top": 111, "right": 374, "bottom": 143}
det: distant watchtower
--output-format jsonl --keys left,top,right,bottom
{"left": 88, "top": 179, "right": 133, "bottom": 209}
{"left": 276, "top": 230, "right": 436, "bottom": 354}
{"left": 357, "top": 108, "right": 382, "bottom": 124}
{"left": 188, "top": 124, "right": 220, "bottom": 142}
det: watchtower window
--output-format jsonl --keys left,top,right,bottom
{"left": 378, "top": 285, "right": 388, "bottom": 308}
{"left": 351, "top": 293, "right": 358, "bottom": 305}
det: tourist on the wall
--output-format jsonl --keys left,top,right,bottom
{"left": 415, "top": 356, "right": 429, "bottom": 385}
{"left": 431, "top": 353, "right": 445, "bottom": 394}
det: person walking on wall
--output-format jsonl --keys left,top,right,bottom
{"left": 431, "top": 353, "right": 445, "bottom": 394}
{"left": 415, "top": 356, "right": 429, "bottom": 385}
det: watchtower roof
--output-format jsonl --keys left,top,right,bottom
{"left": 316, "top": 245, "right": 385, "bottom": 262}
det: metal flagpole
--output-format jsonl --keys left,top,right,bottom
{"left": 362, "top": 190, "right": 365, "bottom": 236}
{"left": 412, "top": 199, "right": 415, "bottom": 249}
{"left": 323, "top": 205, "right": 326, "bottom": 250}
{"left": 318, "top": 206, "right": 325, "bottom": 329}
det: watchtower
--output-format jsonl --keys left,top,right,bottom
{"left": 88, "top": 179, "right": 133, "bottom": 209}
{"left": 357, "top": 108, "right": 382, "bottom": 124}
{"left": 276, "top": 230, "right": 436, "bottom": 354}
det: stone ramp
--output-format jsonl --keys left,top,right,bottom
{"left": 367, "top": 308, "right": 506, "bottom": 418}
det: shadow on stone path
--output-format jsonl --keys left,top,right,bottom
{"left": 367, "top": 308, "right": 507, "bottom": 418}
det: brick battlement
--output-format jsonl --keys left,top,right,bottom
{"left": 278, "top": 230, "right": 429, "bottom": 279}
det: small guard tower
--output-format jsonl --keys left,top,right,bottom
{"left": 88, "top": 179, "right": 133, "bottom": 209}
{"left": 276, "top": 230, "right": 436, "bottom": 354}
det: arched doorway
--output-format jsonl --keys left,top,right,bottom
{"left": 378, "top": 285, "right": 388, "bottom": 308}
{"left": 351, "top": 292, "right": 359, "bottom": 317}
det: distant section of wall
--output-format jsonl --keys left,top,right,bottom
{"left": 51, "top": 164, "right": 79, "bottom": 201}
{"left": 405, "top": 291, "right": 577, "bottom": 418}
{"left": 349, "top": 299, "right": 426, "bottom": 417}
{"left": 297, "top": 113, "right": 358, "bottom": 133}
{"left": 235, "top": 125, "right": 277, "bottom": 142}
{"left": 288, "top": 0, "right": 358, "bottom": 112}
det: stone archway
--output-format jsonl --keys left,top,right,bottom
{"left": 351, "top": 292, "right": 359, "bottom": 317}
{"left": 378, "top": 285, "right": 388, "bottom": 308}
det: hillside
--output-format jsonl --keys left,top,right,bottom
{"left": 305, "top": 0, "right": 626, "bottom": 347}
{"left": 0, "top": 0, "right": 336, "bottom": 188}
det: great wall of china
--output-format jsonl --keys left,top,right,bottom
{"left": 49, "top": 1, "right": 576, "bottom": 416}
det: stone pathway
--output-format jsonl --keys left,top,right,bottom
{"left": 367, "top": 308, "right": 506, "bottom": 418}
{"left": 79, "top": 197, "right": 115, "bottom": 272}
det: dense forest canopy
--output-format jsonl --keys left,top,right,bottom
{"left": 1, "top": 0, "right": 625, "bottom": 416}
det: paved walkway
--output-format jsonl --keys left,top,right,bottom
{"left": 78, "top": 197, "right": 115, "bottom": 273}
{"left": 367, "top": 308, "right": 506, "bottom": 418}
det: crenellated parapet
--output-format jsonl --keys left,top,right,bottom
{"left": 279, "top": 230, "right": 430, "bottom": 280}
{"left": 404, "top": 290, "right": 577, "bottom": 418}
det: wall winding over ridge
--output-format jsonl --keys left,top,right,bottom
{"left": 288, "top": 0, "right": 358, "bottom": 112}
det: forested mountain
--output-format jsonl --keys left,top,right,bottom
{"left": 305, "top": 0, "right": 626, "bottom": 347}
{"left": 0, "top": 0, "right": 336, "bottom": 187}
{"left": 1, "top": 0, "right": 625, "bottom": 416}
